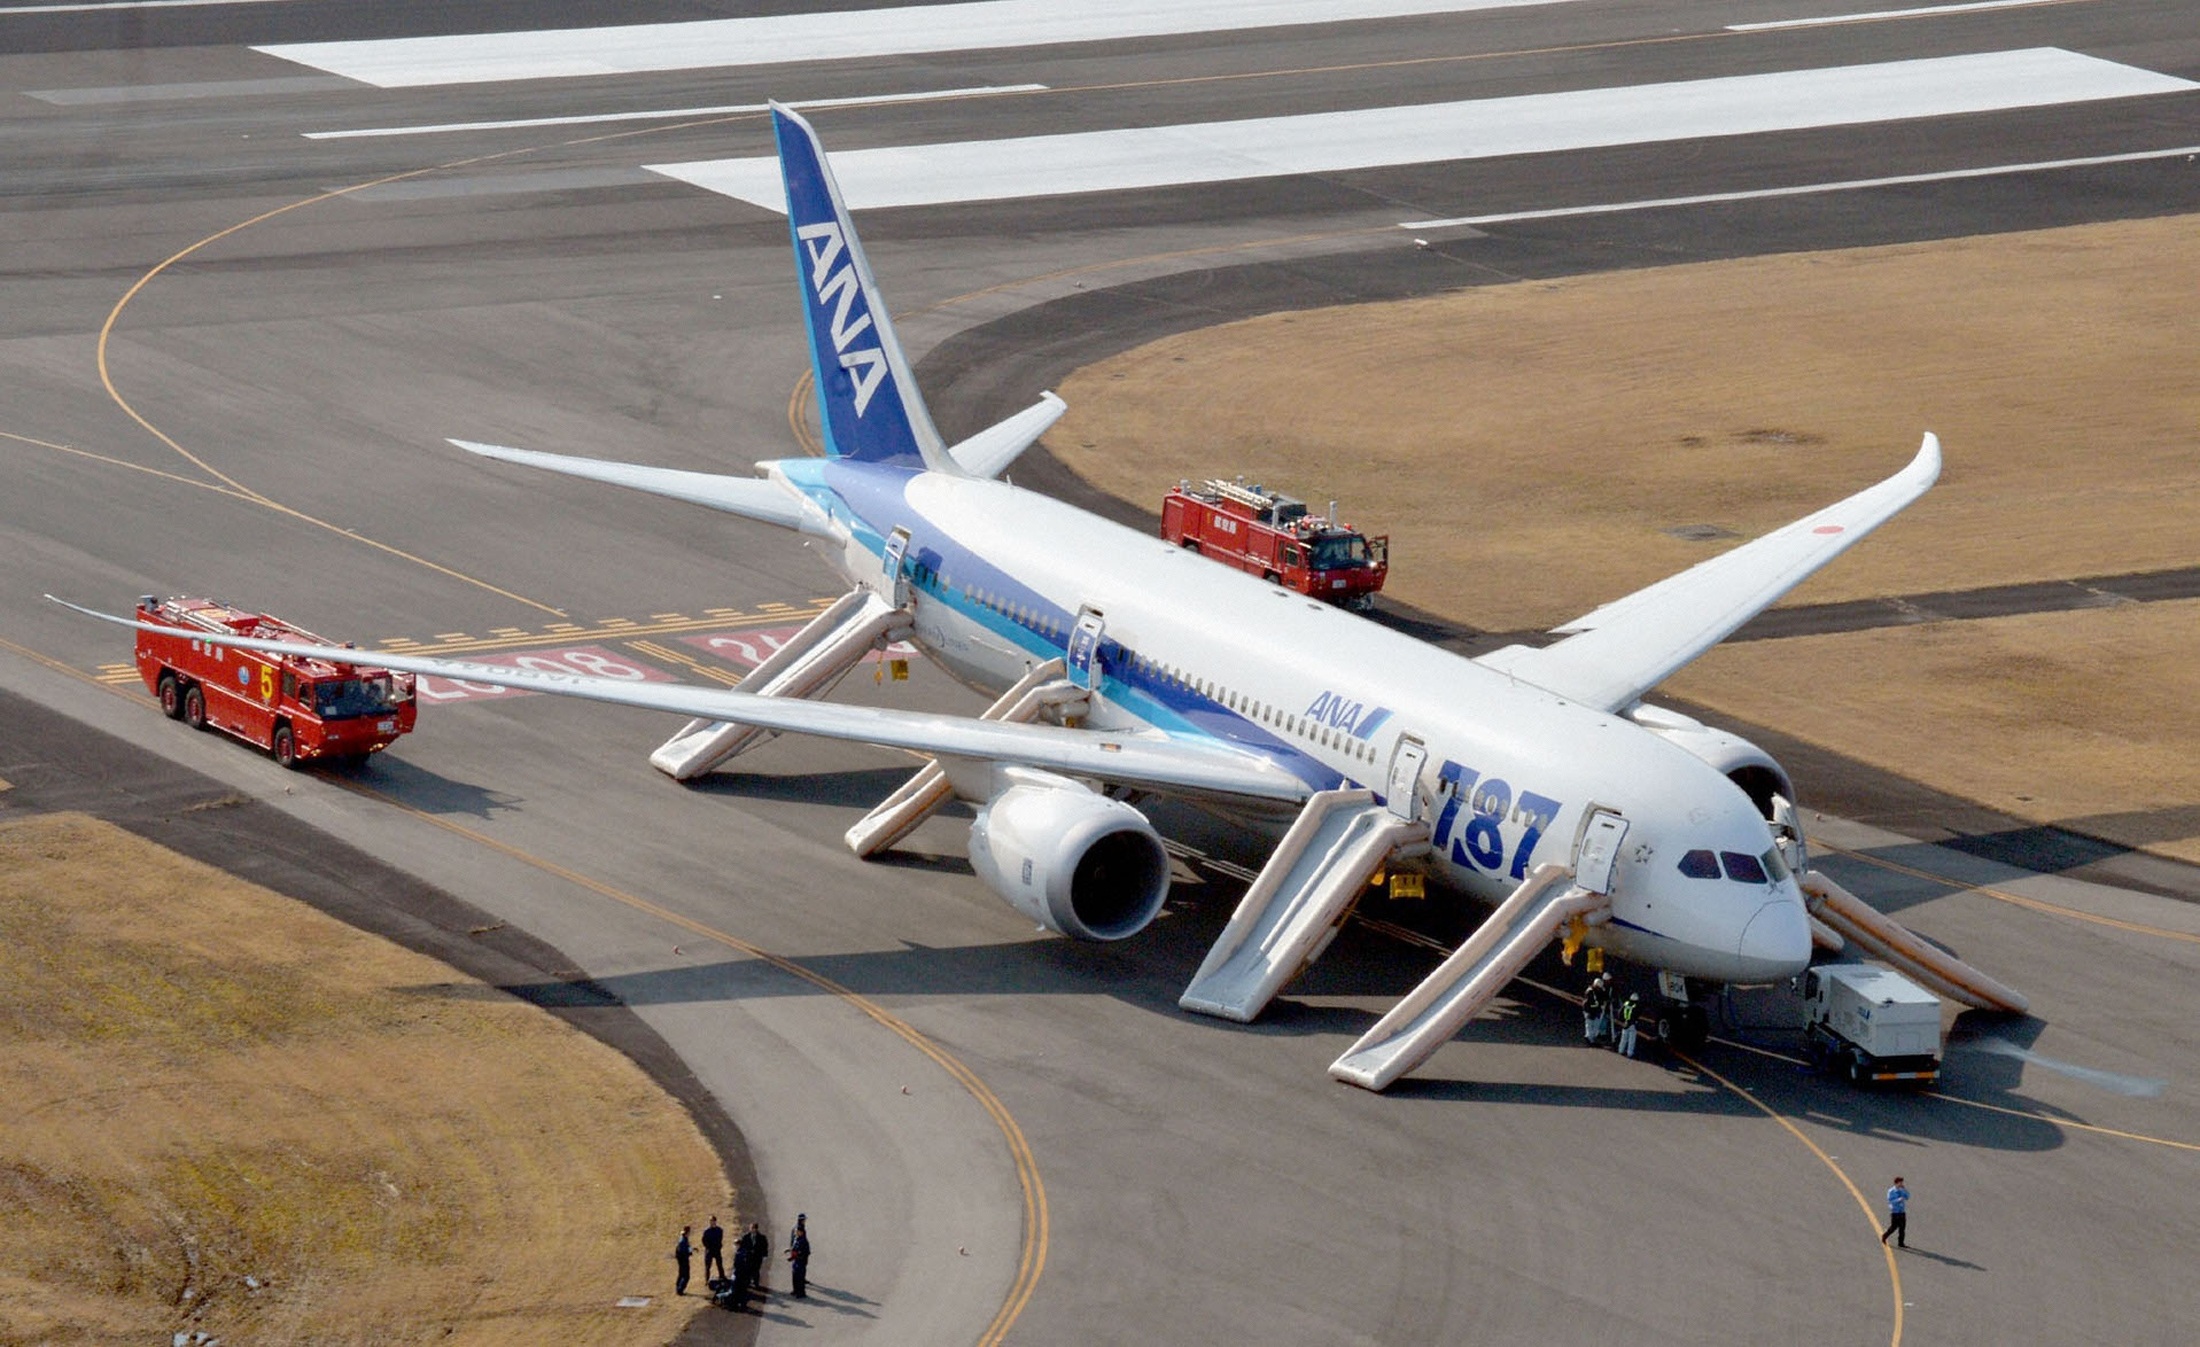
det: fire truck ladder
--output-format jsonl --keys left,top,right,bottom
{"left": 1801, "top": 870, "right": 2029, "bottom": 1014}
{"left": 843, "top": 658, "right": 1087, "bottom": 857}
{"left": 1179, "top": 789, "right": 1430, "bottom": 1023}
{"left": 1328, "top": 864, "right": 1608, "bottom": 1092}
{"left": 649, "top": 588, "right": 911, "bottom": 781}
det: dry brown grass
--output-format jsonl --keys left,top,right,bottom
{"left": 1048, "top": 214, "right": 2200, "bottom": 857}
{"left": 1668, "top": 601, "right": 2200, "bottom": 864}
{"left": 0, "top": 813, "right": 730, "bottom": 1346}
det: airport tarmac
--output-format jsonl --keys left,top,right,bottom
{"left": 4, "top": 2, "right": 2198, "bottom": 1343}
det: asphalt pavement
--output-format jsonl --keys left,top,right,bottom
{"left": 4, "top": 3, "right": 2197, "bottom": 1343}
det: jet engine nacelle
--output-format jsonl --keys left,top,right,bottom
{"left": 1627, "top": 703, "right": 1795, "bottom": 821}
{"left": 968, "top": 777, "right": 1172, "bottom": 941}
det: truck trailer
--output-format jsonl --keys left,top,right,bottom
{"left": 1799, "top": 962, "right": 1943, "bottom": 1086}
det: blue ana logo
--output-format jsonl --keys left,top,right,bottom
{"left": 1304, "top": 690, "right": 1392, "bottom": 740}
{"left": 795, "top": 220, "right": 888, "bottom": 416}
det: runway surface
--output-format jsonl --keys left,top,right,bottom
{"left": 5, "top": 2, "right": 2198, "bottom": 1342}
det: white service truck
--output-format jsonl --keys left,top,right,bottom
{"left": 1799, "top": 963, "right": 1943, "bottom": 1086}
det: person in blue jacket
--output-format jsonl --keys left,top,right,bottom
{"left": 1881, "top": 1177, "right": 1909, "bottom": 1248}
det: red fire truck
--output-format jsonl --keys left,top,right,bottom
{"left": 1161, "top": 478, "right": 1388, "bottom": 609}
{"left": 133, "top": 595, "right": 417, "bottom": 768}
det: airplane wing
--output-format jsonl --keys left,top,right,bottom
{"left": 52, "top": 599, "right": 1312, "bottom": 803}
{"left": 1473, "top": 435, "right": 1941, "bottom": 712}
{"left": 448, "top": 439, "right": 837, "bottom": 538}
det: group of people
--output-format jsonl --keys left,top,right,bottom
{"left": 1580, "top": 973, "right": 1644, "bottom": 1057}
{"left": 674, "top": 1213, "right": 813, "bottom": 1308}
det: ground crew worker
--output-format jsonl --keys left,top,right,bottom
{"left": 1616, "top": 991, "right": 1642, "bottom": 1058}
{"left": 1881, "top": 1177, "right": 1909, "bottom": 1248}
{"left": 746, "top": 1222, "right": 770, "bottom": 1291}
{"left": 1583, "top": 973, "right": 1612, "bottom": 1044}
{"left": 787, "top": 1214, "right": 812, "bottom": 1299}
{"left": 702, "top": 1215, "right": 727, "bottom": 1283}
{"left": 729, "top": 1228, "right": 756, "bottom": 1307}
{"left": 674, "top": 1225, "right": 693, "bottom": 1297}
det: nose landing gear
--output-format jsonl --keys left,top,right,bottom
{"left": 1653, "top": 972, "right": 1713, "bottom": 1052}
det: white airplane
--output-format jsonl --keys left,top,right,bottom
{"left": 58, "top": 104, "right": 2024, "bottom": 1089}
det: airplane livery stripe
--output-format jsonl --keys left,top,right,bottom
{"left": 252, "top": 0, "right": 1565, "bottom": 90}
{"left": 646, "top": 49, "right": 2197, "bottom": 212}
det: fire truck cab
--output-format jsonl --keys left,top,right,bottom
{"left": 133, "top": 595, "right": 417, "bottom": 768}
{"left": 1161, "top": 478, "right": 1388, "bottom": 609}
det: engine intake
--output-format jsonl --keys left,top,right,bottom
{"left": 968, "top": 779, "right": 1171, "bottom": 941}
{"left": 1628, "top": 703, "right": 1794, "bottom": 820}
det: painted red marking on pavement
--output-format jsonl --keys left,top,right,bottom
{"left": 415, "top": 644, "right": 675, "bottom": 704}
{"left": 680, "top": 626, "right": 916, "bottom": 670}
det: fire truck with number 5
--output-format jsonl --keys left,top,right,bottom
{"left": 133, "top": 595, "right": 417, "bottom": 767}
{"left": 1161, "top": 478, "right": 1388, "bottom": 608}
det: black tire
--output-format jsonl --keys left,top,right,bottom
{"left": 158, "top": 673, "right": 184, "bottom": 720}
{"left": 1661, "top": 1004, "right": 1710, "bottom": 1052}
{"left": 1846, "top": 1052, "right": 1867, "bottom": 1085}
{"left": 1263, "top": 571, "right": 1281, "bottom": 584}
{"left": 272, "top": 723, "right": 298, "bottom": 769}
{"left": 1180, "top": 539, "right": 1200, "bottom": 553}
{"left": 182, "top": 685, "right": 207, "bottom": 730}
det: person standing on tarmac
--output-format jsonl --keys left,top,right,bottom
{"left": 1583, "top": 974, "right": 1612, "bottom": 1045}
{"left": 787, "top": 1214, "right": 812, "bottom": 1299}
{"left": 673, "top": 1225, "right": 693, "bottom": 1297}
{"left": 1881, "top": 1177, "right": 1910, "bottom": 1248}
{"left": 746, "top": 1222, "right": 770, "bottom": 1292}
{"left": 1616, "top": 991, "right": 1643, "bottom": 1058}
{"left": 701, "top": 1215, "right": 727, "bottom": 1283}
{"left": 729, "top": 1228, "right": 756, "bottom": 1308}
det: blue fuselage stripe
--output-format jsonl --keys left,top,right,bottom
{"left": 791, "top": 459, "right": 1344, "bottom": 792}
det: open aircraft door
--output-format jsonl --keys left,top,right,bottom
{"left": 876, "top": 526, "right": 912, "bottom": 608}
{"left": 1065, "top": 607, "right": 1104, "bottom": 691}
{"left": 1573, "top": 808, "right": 1629, "bottom": 895}
{"left": 1384, "top": 734, "right": 1427, "bottom": 821}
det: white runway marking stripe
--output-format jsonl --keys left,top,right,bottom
{"left": 1, "top": 0, "right": 290, "bottom": 12}
{"left": 1727, "top": 0, "right": 2070, "bottom": 32}
{"left": 253, "top": 0, "right": 1564, "bottom": 89}
{"left": 645, "top": 49, "right": 2197, "bottom": 213}
{"left": 304, "top": 83, "right": 1047, "bottom": 141}
{"left": 1398, "top": 144, "right": 2200, "bottom": 229}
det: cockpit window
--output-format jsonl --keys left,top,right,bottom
{"left": 1677, "top": 849, "right": 1721, "bottom": 880}
{"left": 1759, "top": 846, "right": 1791, "bottom": 883}
{"left": 1720, "top": 850, "right": 1768, "bottom": 884}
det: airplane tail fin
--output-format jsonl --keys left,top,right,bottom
{"left": 772, "top": 103, "right": 959, "bottom": 474}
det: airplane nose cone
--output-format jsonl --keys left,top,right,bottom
{"left": 1735, "top": 894, "right": 1813, "bottom": 981}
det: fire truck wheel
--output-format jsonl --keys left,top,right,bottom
{"left": 1262, "top": 571, "right": 1281, "bottom": 584}
{"left": 272, "top": 724, "right": 299, "bottom": 769}
{"left": 158, "top": 673, "right": 185, "bottom": 720}
{"left": 182, "top": 685, "right": 207, "bottom": 730}
{"left": 1180, "top": 539, "right": 1200, "bottom": 554}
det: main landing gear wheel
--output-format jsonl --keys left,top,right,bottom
{"left": 182, "top": 685, "right": 207, "bottom": 730}
{"left": 1658, "top": 1003, "right": 1710, "bottom": 1052}
{"left": 272, "top": 724, "right": 299, "bottom": 769}
{"left": 158, "top": 673, "right": 184, "bottom": 720}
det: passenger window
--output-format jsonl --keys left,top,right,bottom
{"left": 1677, "top": 849, "right": 1721, "bottom": 880}
{"left": 1721, "top": 851, "right": 1768, "bottom": 884}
